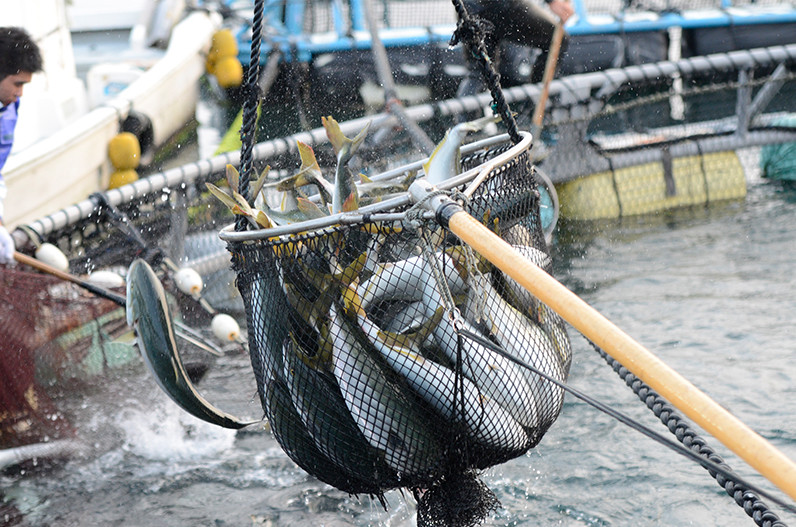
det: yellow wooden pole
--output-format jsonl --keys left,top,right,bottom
{"left": 446, "top": 210, "right": 796, "bottom": 502}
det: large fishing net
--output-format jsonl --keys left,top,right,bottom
{"left": 0, "top": 268, "right": 127, "bottom": 448}
{"left": 224, "top": 133, "right": 571, "bottom": 525}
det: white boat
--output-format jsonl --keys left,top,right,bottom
{"left": 2, "top": 0, "right": 221, "bottom": 227}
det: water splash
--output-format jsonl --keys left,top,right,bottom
{"left": 118, "top": 399, "right": 237, "bottom": 462}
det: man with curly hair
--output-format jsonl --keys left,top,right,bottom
{"left": 0, "top": 27, "right": 43, "bottom": 264}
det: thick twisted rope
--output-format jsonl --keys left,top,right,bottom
{"left": 235, "top": 0, "right": 265, "bottom": 232}
{"left": 593, "top": 344, "right": 787, "bottom": 527}
{"left": 448, "top": 0, "right": 522, "bottom": 144}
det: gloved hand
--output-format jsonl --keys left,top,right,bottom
{"left": 0, "top": 224, "right": 15, "bottom": 264}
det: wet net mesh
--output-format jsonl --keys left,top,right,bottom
{"left": 2, "top": 172, "right": 232, "bottom": 449}
{"left": 0, "top": 268, "right": 126, "bottom": 448}
{"left": 227, "top": 137, "right": 571, "bottom": 524}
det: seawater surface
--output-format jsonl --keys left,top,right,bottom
{"left": 2, "top": 178, "right": 796, "bottom": 526}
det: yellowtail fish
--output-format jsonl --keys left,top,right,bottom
{"left": 494, "top": 244, "right": 572, "bottom": 371}
{"left": 344, "top": 286, "right": 530, "bottom": 454}
{"left": 355, "top": 171, "right": 417, "bottom": 206}
{"left": 205, "top": 180, "right": 274, "bottom": 229}
{"left": 322, "top": 116, "right": 371, "bottom": 214}
{"left": 411, "top": 264, "right": 541, "bottom": 432}
{"left": 282, "top": 337, "right": 400, "bottom": 488}
{"left": 274, "top": 141, "right": 335, "bottom": 207}
{"left": 355, "top": 251, "right": 469, "bottom": 312}
{"left": 327, "top": 302, "right": 444, "bottom": 480}
{"left": 380, "top": 300, "right": 428, "bottom": 335}
{"left": 465, "top": 273, "right": 567, "bottom": 430}
{"left": 423, "top": 114, "right": 502, "bottom": 185}
{"left": 126, "top": 259, "right": 257, "bottom": 429}
{"left": 264, "top": 377, "right": 386, "bottom": 498}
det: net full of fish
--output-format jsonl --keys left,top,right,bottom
{"left": 215, "top": 117, "right": 573, "bottom": 523}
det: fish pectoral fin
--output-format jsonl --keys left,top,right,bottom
{"left": 341, "top": 191, "right": 359, "bottom": 212}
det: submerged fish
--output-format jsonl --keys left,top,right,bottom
{"left": 423, "top": 114, "right": 502, "bottom": 185}
{"left": 126, "top": 259, "right": 257, "bottom": 429}
{"left": 282, "top": 337, "right": 400, "bottom": 488}
{"left": 327, "top": 302, "right": 444, "bottom": 480}
{"left": 344, "top": 286, "right": 530, "bottom": 454}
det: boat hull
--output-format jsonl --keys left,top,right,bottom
{"left": 3, "top": 10, "right": 219, "bottom": 227}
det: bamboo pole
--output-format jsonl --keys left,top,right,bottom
{"left": 531, "top": 24, "right": 565, "bottom": 134}
{"left": 445, "top": 209, "right": 796, "bottom": 502}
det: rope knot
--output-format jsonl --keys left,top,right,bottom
{"left": 450, "top": 16, "right": 494, "bottom": 50}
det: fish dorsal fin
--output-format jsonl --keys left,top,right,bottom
{"left": 422, "top": 134, "right": 447, "bottom": 181}
{"left": 322, "top": 116, "right": 347, "bottom": 155}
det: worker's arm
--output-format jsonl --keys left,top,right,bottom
{"left": 546, "top": 0, "right": 574, "bottom": 23}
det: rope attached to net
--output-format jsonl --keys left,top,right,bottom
{"left": 448, "top": 0, "right": 522, "bottom": 144}
{"left": 235, "top": 0, "right": 265, "bottom": 232}
{"left": 592, "top": 344, "right": 788, "bottom": 527}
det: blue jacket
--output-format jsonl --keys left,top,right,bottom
{"left": 0, "top": 100, "right": 18, "bottom": 221}
{"left": 0, "top": 99, "right": 19, "bottom": 176}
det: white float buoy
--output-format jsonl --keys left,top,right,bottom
{"left": 211, "top": 313, "right": 240, "bottom": 342}
{"left": 174, "top": 267, "right": 203, "bottom": 296}
{"left": 87, "top": 270, "right": 125, "bottom": 289}
{"left": 35, "top": 243, "right": 69, "bottom": 273}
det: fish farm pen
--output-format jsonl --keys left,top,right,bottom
{"left": 225, "top": 0, "right": 796, "bottom": 106}
{"left": 4, "top": 0, "right": 796, "bottom": 522}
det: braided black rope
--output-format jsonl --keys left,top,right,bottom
{"left": 448, "top": 0, "right": 522, "bottom": 144}
{"left": 592, "top": 343, "right": 787, "bottom": 527}
{"left": 235, "top": 0, "right": 265, "bottom": 232}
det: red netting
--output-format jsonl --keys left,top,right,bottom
{"left": 0, "top": 266, "right": 123, "bottom": 448}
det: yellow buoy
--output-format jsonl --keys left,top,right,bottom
{"left": 205, "top": 55, "right": 217, "bottom": 75}
{"left": 108, "top": 169, "right": 139, "bottom": 189}
{"left": 210, "top": 29, "right": 238, "bottom": 60}
{"left": 213, "top": 56, "right": 243, "bottom": 89}
{"left": 108, "top": 132, "right": 141, "bottom": 170}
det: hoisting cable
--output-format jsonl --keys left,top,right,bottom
{"left": 448, "top": 0, "right": 522, "bottom": 144}
{"left": 592, "top": 343, "right": 787, "bottom": 527}
{"left": 456, "top": 326, "right": 796, "bottom": 521}
{"left": 235, "top": 0, "right": 265, "bottom": 231}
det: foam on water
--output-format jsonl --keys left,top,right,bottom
{"left": 118, "top": 402, "right": 237, "bottom": 462}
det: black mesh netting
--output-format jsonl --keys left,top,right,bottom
{"left": 227, "top": 140, "right": 572, "bottom": 525}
